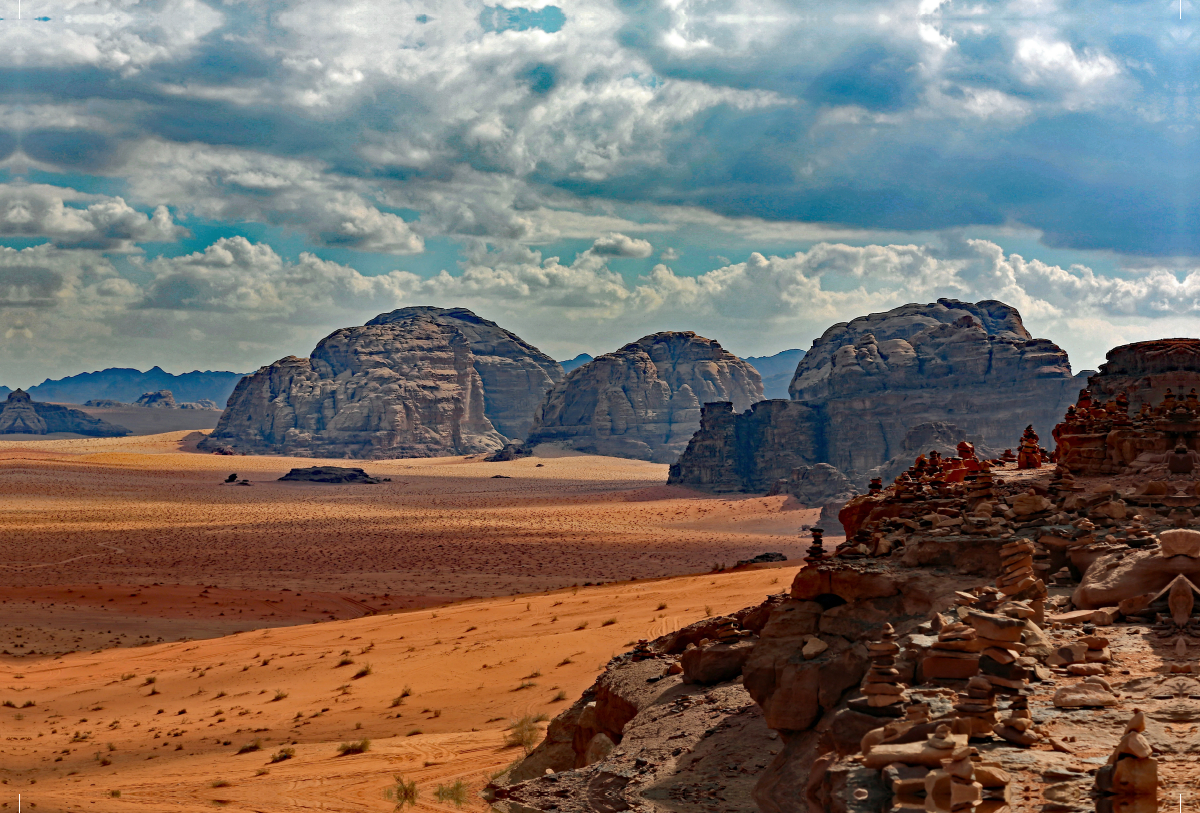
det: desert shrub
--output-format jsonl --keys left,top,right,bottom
{"left": 272, "top": 690, "right": 288, "bottom": 702}
{"left": 384, "top": 775, "right": 419, "bottom": 807}
{"left": 435, "top": 779, "right": 469, "bottom": 805}
{"left": 235, "top": 740, "right": 262, "bottom": 755}
{"left": 269, "top": 748, "right": 295, "bottom": 763}
{"left": 353, "top": 664, "right": 372, "bottom": 679}
{"left": 505, "top": 715, "right": 543, "bottom": 753}
{"left": 337, "top": 738, "right": 371, "bottom": 756}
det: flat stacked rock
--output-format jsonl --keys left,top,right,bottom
{"left": 922, "top": 623, "right": 980, "bottom": 681}
{"left": 804, "top": 527, "right": 825, "bottom": 561}
{"left": 923, "top": 745, "right": 982, "bottom": 813}
{"left": 861, "top": 624, "right": 908, "bottom": 713}
{"left": 951, "top": 675, "right": 999, "bottom": 738}
{"left": 993, "top": 695, "right": 1041, "bottom": 747}
{"left": 1096, "top": 710, "right": 1157, "bottom": 796}
{"left": 967, "top": 610, "right": 1030, "bottom": 693}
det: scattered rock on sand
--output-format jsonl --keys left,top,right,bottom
{"left": 278, "top": 466, "right": 383, "bottom": 484}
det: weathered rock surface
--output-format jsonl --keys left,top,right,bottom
{"left": 199, "top": 313, "right": 507, "bottom": 458}
{"left": 277, "top": 466, "right": 382, "bottom": 484}
{"left": 135, "top": 390, "right": 178, "bottom": 408}
{"left": 528, "top": 332, "right": 763, "bottom": 463}
{"left": 670, "top": 299, "right": 1085, "bottom": 490}
{"left": 768, "top": 463, "right": 857, "bottom": 507}
{"left": 1084, "top": 338, "right": 1200, "bottom": 408}
{"left": 366, "top": 306, "right": 563, "bottom": 439}
{"left": 0, "top": 390, "right": 130, "bottom": 437}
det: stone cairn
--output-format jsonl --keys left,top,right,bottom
{"left": 861, "top": 623, "right": 908, "bottom": 713}
{"left": 923, "top": 745, "right": 982, "bottom": 813}
{"left": 1095, "top": 710, "right": 1157, "bottom": 797}
{"left": 706, "top": 618, "right": 743, "bottom": 646}
{"left": 922, "top": 622, "right": 980, "bottom": 681}
{"left": 805, "top": 527, "right": 825, "bottom": 562}
{"left": 992, "top": 695, "right": 1041, "bottom": 747}
{"left": 951, "top": 675, "right": 999, "bottom": 738}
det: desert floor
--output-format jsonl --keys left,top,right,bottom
{"left": 0, "top": 431, "right": 817, "bottom": 654}
{"left": 0, "top": 565, "right": 801, "bottom": 813}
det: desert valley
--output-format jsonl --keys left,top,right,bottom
{"left": 10, "top": 297, "right": 1200, "bottom": 813}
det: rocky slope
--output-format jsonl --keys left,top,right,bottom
{"left": 670, "top": 299, "right": 1085, "bottom": 491}
{"left": 527, "top": 332, "right": 763, "bottom": 463}
{"left": 366, "top": 306, "right": 563, "bottom": 440}
{"left": 746, "top": 348, "right": 805, "bottom": 400}
{"left": 1080, "top": 338, "right": 1200, "bottom": 407}
{"left": 198, "top": 313, "right": 506, "bottom": 458}
{"left": 0, "top": 390, "right": 130, "bottom": 436}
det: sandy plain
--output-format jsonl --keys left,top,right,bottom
{"left": 0, "top": 565, "right": 801, "bottom": 813}
{"left": 0, "top": 430, "right": 816, "bottom": 811}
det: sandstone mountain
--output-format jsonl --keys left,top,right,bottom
{"left": 0, "top": 390, "right": 130, "bottom": 437}
{"left": 366, "top": 306, "right": 563, "bottom": 440}
{"left": 135, "top": 390, "right": 178, "bottom": 408}
{"left": 745, "top": 348, "right": 804, "bottom": 399}
{"left": 670, "top": 298, "right": 1086, "bottom": 493}
{"left": 199, "top": 308, "right": 562, "bottom": 458}
{"left": 527, "top": 332, "right": 763, "bottom": 463}
{"left": 13, "top": 366, "right": 244, "bottom": 406}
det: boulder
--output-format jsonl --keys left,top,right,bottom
{"left": 199, "top": 310, "right": 543, "bottom": 458}
{"left": 1053, "top": 682, "right": 1119, "bottom": 708}
{"left": 0, "top": 390, "right": 129, "bottom": 437}
{"left": 669, "top": 298, "right": 1082, "bottom": 489}
{"left": 681, "top": 639, "right": 756, "bottom": 684}
{"left": 528, "top": 331, "right": 762, "bottom": 463}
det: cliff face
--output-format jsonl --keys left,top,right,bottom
{"left": 199, "top": 315, "right": 506, "bottom": 458}
{"left": 0, "top": 390, "right": 129, "bottom": 437}
{"left": 1083, "top": 338, "right": 1200, "bottom": 408}
{"left": 670, "top": 299, "right": 1084, "bottom": 491}
{"left": 526, "top": 332, "right": 763, "bottom": 463}
{"left": 366, "top": 306, "right": 563, "bottom": 440}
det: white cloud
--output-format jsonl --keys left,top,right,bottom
{"left": 590, "top": 232, "right": 653, "bottom": 257}
{"left": 0, "top": 183, "right": 186, "bottom": 250}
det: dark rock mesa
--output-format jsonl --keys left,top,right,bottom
{"left": 0, "top": 390, "right": 129, "bottom": 437}
{"left": 277, "top": 466, "right": 382, "bottom": 484}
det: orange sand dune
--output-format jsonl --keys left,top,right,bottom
{"left": 0, "top": 566, "right": 800, "bottom": 812}
{"left": 1, "top": 431, "right": 817, "bottom": 648}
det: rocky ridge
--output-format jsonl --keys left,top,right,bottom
{"left": 0, "top": 390, "right": 129, "bottom": 437}
{"left": 669, "top": 299, "right": 1085, "bottom": 495}
{"left": 527, "top": 332, "right": 763, "bottom": 463}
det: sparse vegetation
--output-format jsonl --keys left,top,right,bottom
{"left": 435, "top": 779, "right": 469, "bottom": 805}
{"left": 551, "top": 690, "right": 568, "bottom": 702}
{"left": 390, "top": 695, "right": 406, "bottom": 708}
{"left": 335, "top": 657, "right": 354, "bottom": 668}
{"left": 353, "top": 664, "right": 372, "bottom": 679}
{"left": 272, "top": 689, "right": 288, "bottom": 702}
{"left": 337, "top": 738, "right": 371, "bottom": 756}
{"left": 656, "top": 602, "right": 667, "bottom": 611}
{"left": 236, "top": 740, "right": 262, "bottom": 755}
{"left": 269, "top": 748, "right": 295, "bottom": 763}
{"left": 384, "top": 774, "right": 419, "bottom": 808}
{"left": 211, "top": 779, "right": 232, "bottom": 788}
{"left": 505, "top": 715, "right": 544, "bottom": 753}
{"left": 574, "top": 621, "right": 589, "bottom": 631}
{"left": 704, "top": 605, "right": 713, "bottom": 616}
{"left": 602, "top": 618, "right": 617, "bottom": 626}
{"left": 109, "top": 790, "right": 121, "bottom": 798}
{"left": 400, "top": 685, "right": 412, "bottom": 698}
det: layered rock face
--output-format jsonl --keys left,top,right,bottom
{"left": 670, "top": 299, "right": 1084, "bottom": 490}
{"left": 0, "top": 390, "right": 129, "bottom": 437}
{"left": 1082, "top": 338, "right": 1200, "bottom": 408}
{"left": 199, "top": 314, "right": 506, "bottom": 458}
{"left": 527, "top": 332, "right": 763, "bottom": 463}
{"left": 135, "top": 390, "right": 177, "bottom": 408}
{"left": 366, "top": 306, "right": 563, "bottom": 440}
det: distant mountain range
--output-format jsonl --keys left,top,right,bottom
{"left": 744, "top": 349, "right": 805, "bottom": 400}
{"left": 559, "top": 353, "right": 593, "bottom": 373}
{"left": 0, "top": 367, "right": 246, "bottom": 406}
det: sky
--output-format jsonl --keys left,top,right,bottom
{"left": 3, "top": 0, "right": 1200, "bottom": 386}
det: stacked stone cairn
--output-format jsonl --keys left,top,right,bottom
{"left": 992, "top": 695, "right": 1041, "bottom": 747}
{"left": 923, "top": 745, "right": 983, "bottom": 813}
{"left": 922, "top": 622, "right": 980, "bottom": 681}
{"left": 861, "top": 623, "right": 908, "bottom": 713}
{"left": 805, "top": 527, "right": 825, "bottom": 562}
{"left": 968, "top": 610, "right": 1030, "bottom": 695}
{"left": 951, "top": 675, "right": 999, "bottom": 738}
{"left": 706, "top": 618, "right": 743, "bottom": 646}
{"left": 1095, "top": 710, "right": 1157, "bottom": 797}
{"left": 630, "top": 640, "right": 655, "bottom": 662}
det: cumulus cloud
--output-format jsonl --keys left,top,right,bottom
{"left": 589, "top": 232, "right": 653, "bottom": 257}
{"left": 0, "top": 184, "right": 186, "bottom": 250}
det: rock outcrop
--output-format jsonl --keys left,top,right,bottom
{"left": 135, "top": 390, "right": 178, "bottom": 408}
{"left": 527, "top": 332, "right": 763, "bottom": 463}
{"left": 670, "top": 299, "right": 1085, "bottom": 491}
{"left": 278, "top": 466, "right": 382, "bottom": 484}
{"left": 0, "top": 390, "right": 129, "bottom": 437}
{"left": 1083, "top": 339, "right": 1200, "bottom": 408}
{"left": 199, "top": 313, "right": 507, "bottom": 458}
{"left": 366, "top": 306, "right": 563, "bottom": 440}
